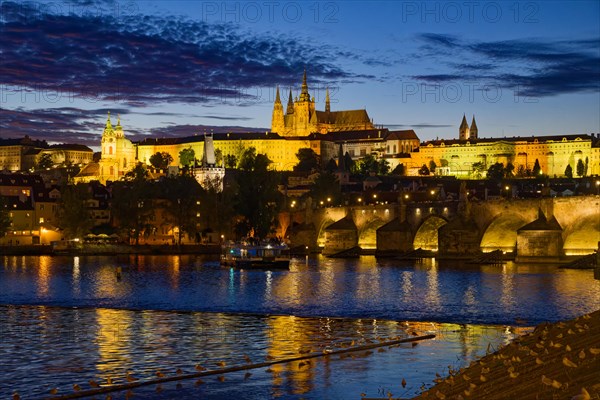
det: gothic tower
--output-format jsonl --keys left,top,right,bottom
{"left": 271, "top": 86, "right": 284, "bottom": 133}
{"left": 470, "top": 115, "right": 478, "bottom": 139}
{"left": 325, "top": 87, "right": 331, "bottom": 113}
{"left": 459, "top": 114, "right": 470, "bottom": 140}
{"left": 292, "top": 70, "right": 316, "bottom": 136}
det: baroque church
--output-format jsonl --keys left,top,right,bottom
{"left": 271, "top": 71, "right": 375, "bottom": 136}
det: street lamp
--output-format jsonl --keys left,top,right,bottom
{"left": 596, "top": 180, "right": 600, "bottom": 195}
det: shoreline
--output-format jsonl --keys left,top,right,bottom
{"left": 413, "top": 309, "right": 600, "bottom": 399}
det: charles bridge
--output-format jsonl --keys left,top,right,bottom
{"left": 281, "top": 196, "right": 600, "bottom": 259}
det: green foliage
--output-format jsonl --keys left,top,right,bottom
{"left": 111, "top": 169, "right": 154, "bottom": 245}
{"left": 158, "top": 175, "right": 203, "bottom": 245}
{"left": 233, "top": 150, "right": 282, "bottom": 238}
{"left": 576, "top": 159, "right": 585, "bottom": 177}
{"left": 0, "top": 197, "right": 11, "bottom": 237}
{"left": 505, "top": 162, "right": 515, "bottom": 178}
{"left": 564, "top": 164, "right": 573, "bottom": 178}
{"left": 486, "top": 162, "right": 505, "bottom": 181}
{"left": 516, "top": 164, "right": 532, "bottom": 177}
{"left": 37, "top": 153, "right": 54, "bottom": 170}
{"left": 391, "top": 163, "right": 405, "bottom": 176}
{"left": 179, "top": 148, "right": 195, "bottom": 167}
{"left": 293, "top": 148, "right": 320, "bottom": 172}
{"left": 224, "top": 154, "right": 237, "bottom": 168}
{"left": 418, "top": 164, "right": 430, "bottom": 176}
{"left": 584, "top": 157, "right": 589, "bottom": 176}
{"left": 310, "top": 172, "right": 342, "bottom": 205}
{"left": 149, "top": 152, "right": 173, "bottom": 169}
{"left": 214, "top": 148, "right": 223, "bottom": 166}
{"left": 472, "top": 162, "right": 485, "bottom": 178}
{"left": 56, "top": 183, "right": 93, "bottom": 239}
{"left": 428, "top": 160, "right": 437, "bottom": 174}
{"left": 532, "top": 159, "right": 542, "bottom": 176}
{"left": 343, "top": 152, "right": 355, "bottom": 172}
{"left": 354, "top": 154, "right": 390, "bottom": 175}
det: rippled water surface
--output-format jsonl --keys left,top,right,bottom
{"left": 1, "top": 255, "right": 599, "bottom": 399}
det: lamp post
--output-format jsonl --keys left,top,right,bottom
{"left": 596, "top": 180, "right": 600, "bottom": 195}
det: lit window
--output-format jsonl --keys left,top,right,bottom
{"left": 39, "top": 217, "right": 44, "bottom": 223}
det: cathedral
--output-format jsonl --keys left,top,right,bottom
{"left": 271, "top": 71, "right": 375, "bottom": 136}
{"left": 459, "top": 114, "right": 478, "bottom": 140}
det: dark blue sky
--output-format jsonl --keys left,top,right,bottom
{"left": 1, "top": 0, "right": 599, "bottom": 148}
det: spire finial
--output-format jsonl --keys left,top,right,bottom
{"left": 286, "top": 88, "right": 294, "bottom": 114}
{"left": 275, "top": 86, "right": 281, "bottom": 104}
{"left": 325, "top": 87, "right": 331, "bottom": 113}
{"left": 105, "top": 111, "right": 112, "bottom": 130}
{"left": 117, "top": 114, "right": 121, "bottom": 126}
{"left": 299, "top": 69, "right": 310, "bottom": 102}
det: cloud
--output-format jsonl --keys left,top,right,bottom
{"left": 411, "top": 33, "right": 600, "bottom": 97}
{"left": 0, "top": 1, "right": 369, "bottom": 107}
{"left": 0, "top": 106, "right": 266, "bottom": 146}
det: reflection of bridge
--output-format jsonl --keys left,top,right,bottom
{"left": 284, "top": 196, "right": 600, "bottom": 256}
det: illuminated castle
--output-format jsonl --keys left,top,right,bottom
{"left": 271, "top": 71, "right": 375, "bottom": 136}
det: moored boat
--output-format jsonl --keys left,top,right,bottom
{"left": 221, "top": 239, "right": 290, "bottom": 269}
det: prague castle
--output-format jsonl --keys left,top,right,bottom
{"left": 2, "top": 72, "right": 599, "bottom": 182}
{"left": 271, "top": 71, "right": 374, "bottom": 136}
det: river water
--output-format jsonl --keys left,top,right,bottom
{"left": 1, "top": 255, "right": 599, "bottom": 399}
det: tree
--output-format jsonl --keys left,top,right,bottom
{"left": 355, "top": 154, "right": 390, "bottom": 175}
{"left": 486, "top": 162, "right": 505, "bottom": 181}
{"left": 532, "top": 159, "right": 542, "bottom": 176}
{"left": 564, "top": 164, "right": 573, "bottom": 178}
{"left": 428, "top": 160, "right": 437, "bottom": 174}
{"left": 214, "top": 149, "right": 223, "bottom": 166}
{"left": 224, "top": 154, "right": 237, "bottom": 168}
{"left": 472, "top": 162, "right": 485, "bottom": 178}
{"left": 234, "top": 149, "right": 282, "bottom": 238}
{"left": 56, "top": 183, "right": 93, "bottom": 239}
{"left": 343, "top": 152, "right": 355, "bottom": 172}
{"left": 293, "top": 148, "right": 320, "bottom": 172}
{"left": 149, "top": 152, "right": 173, "bottom": 169}
{"left": 179, "top": 148, "right": 195, "bottom": 168}
{"left": 310, "top": 172, "right": 342, "bottom": 206}
{"left": 112, "top": 164, "right": 154, "bottom": 245}
{"left": 584, "top": 157, "right": 589, "bottom": 176}
{"left": 391, "top": 163, "right": 405, "bottom": 176}
{"left": 576, "top": 159, "right": 585, "bottom": 177}
{"left": 504, "top": 162, "right": 515, "bottom": 178}
{"left": 324, "top": 158, "right": 338, "bottom": 173}
{"left": 37, "top": 153, "right": 54, "bottom": 170}
{"left": 418, "top": 164, "right": 430, "bottom": 176}
{"left": 0, "top": 197, "right": 11, "bottom": 238}
{"left": 158, "top": 175, "right": 203, "bottom": 245}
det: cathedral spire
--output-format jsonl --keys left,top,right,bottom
{"left": 286, "top": 88, "right": 294, "bottom": 114}
{"left": 275, "top": 86, "right": 281, "bottom": 104}
{"left": 459, "top": 113, "right": 469, "bottom": 140}
{"left": 105, "top": 111, "right": 112, "bottom": 130}
{"left": 470, "top": 115, "right": 478, "bottom": 139}
{"left": 325, "top": 87, "right": 331, "bottom": 113}
{"left": 299, "top": 69, "right": 310, "bottom": 102}
{"left": 116, "top": 114, "right": 121, "bottom": 127}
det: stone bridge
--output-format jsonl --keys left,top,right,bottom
{"left": 282, "top": 196, "right": 600, "bottom": 257}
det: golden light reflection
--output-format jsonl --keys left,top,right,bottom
{"left": 266, "top": 315, "right": 316, "bottom": 395}
{"left": 424, "top": 261, "right": 441, "bottom": 310}
{"left": 37, "top": 256, "right": 51, "bottom": 297}
{"left": 95, "top": 308, "right": 133, "bottom": 377}
{"left": 500, "top": 264, "right": 516, "bottom": 309}
{"left": 170, "top": 255, "right": 180, "bottom": 290}
{"left": 72, "top": 256, "right": 81, "bottom": 296}
{"left": 356, "top": 257, "right": 380, "bottom": 299}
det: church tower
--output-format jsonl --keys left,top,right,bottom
{"left": 459, "top": 114, "right": 470, "bottom": 140}
{"left": 292, "top": 70, "right": 315, "bottom": 136}
{"left": 101, "top": 112, "right": 116, "bottom": 160}
{"left": 271, "top": 86, "right": 285, "bottom": 134}
{"left": 470, "top": 115, "right": 478, "bottom": 139}
{"left": 325, "top": 88, "right": 331, "bottom": 113}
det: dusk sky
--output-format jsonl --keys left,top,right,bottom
{"left": 1, "top": 0, "right": 599, "bottom": 149}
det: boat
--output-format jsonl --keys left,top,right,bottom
{"left": 221, "top": 240, "right": 290, "bottom": 269}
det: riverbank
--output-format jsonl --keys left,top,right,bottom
{"left": 0, "top": 243, "right": 221, "bottom": 256}
{"left": 414, "top": 309, "right": 600, "bottom": 399}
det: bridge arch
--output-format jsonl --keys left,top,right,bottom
{"left": 480, "top": 213, "right": 529, "bottom": 253}
{"left": 357, "top": 216, "right": 387, "bottom": 249}
{"left": 413, "top": 215, "right": 448, "bottom": 251}
{"left": 563, "top": 214, "right": 600, "bottom": 255}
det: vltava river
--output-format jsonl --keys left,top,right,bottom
{"left": 1, "top": 255, "right": 599, "bottom": 399}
